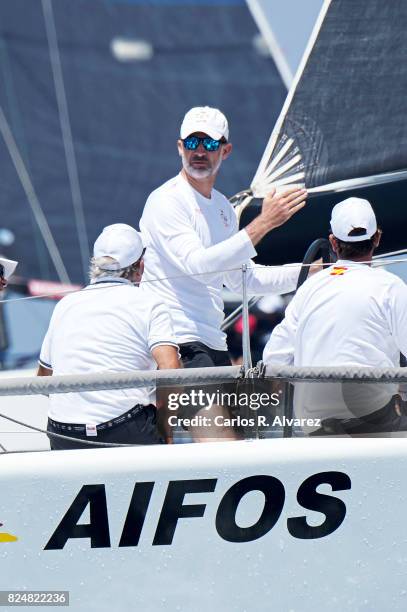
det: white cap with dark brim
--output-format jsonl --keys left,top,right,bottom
{"left": 0, "top": 257, "right": 18, "bottom": 279}
{"left": 330, "top": 197, "right": 377, "bottom": 242}
{"left": 93, "top": 224, "right": 144, "bottom": 270}
{"left": 180, "top": 106, "right": 229, "bottom": 141}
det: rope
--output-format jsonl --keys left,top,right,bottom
{"left": 42, "top": 0, "right": 90, "bottom": 280}
{"left": 0, "top": 366, "right": 241, "bottom": 450}
{"left": 0, "top": 411, "right": 131, "bottom": 447}
{"left": 372, "top": 248, "right": 407, "bottom": 259}
{"left": 0, "top": 366, "right": 242, "bottom": 397}
{"left": 0, "top": 364, "right": 405, "bottom": 451}
{"left": 0, "top": 104, "right": 70, "bottom": 283}
{"left": 221, "top": 296, "right": 260, "bottom": 331}
{"left": 264, "top": 365, "right": 407, "bottom": 383}
{"left": 0, "top": 365, "right": 406, "bottom": 397}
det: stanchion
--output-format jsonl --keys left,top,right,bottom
{"left": 241, "top": 264, "right": 252, "bottom": 371}
{"left": 241, "top": 264, "right": 259, "bottom": 439}
{"left": 282, "top": 382, "right": 294, "bottom": 438}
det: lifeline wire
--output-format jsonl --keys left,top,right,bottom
{"left": 0, "top": 411, "right": 130, "bottom": 448}
{"left": 1, "top": 255, "right": 406, "bottom": 306}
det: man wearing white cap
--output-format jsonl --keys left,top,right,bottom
{"left": 140, "top": 106, "right": 307, "bottom": 374}
{"left": 263, "top": 197, "right": 407, "bottom": 435}
{"left": 0, "top": 257, "right": 18, "bottom": 291}
{"left": 37, "top": 224, "right": 179, "bottom": 450}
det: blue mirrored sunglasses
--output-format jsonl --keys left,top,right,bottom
{"left": 183, "top": 135, "right": 223, "bottom": 152}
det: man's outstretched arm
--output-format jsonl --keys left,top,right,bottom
{"left": 141, "top": 186, "right": 307, "bottom": 281}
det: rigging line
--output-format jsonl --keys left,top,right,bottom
{"left": 41, "top": 0, "right": 90, "bottom": 281}
{"left": 253, "top": 258, "right": 407, "bottom": 268}
{"left": 0, "top": 37, "right": 50, "bottom": 278}
{"left": 246, "top": 0, "right": 293, "bottom": 90}
{"left": 373, "top": 248, "right": 407, "bottom": 259}
{"left": 221, "top": 296, "right": 260, "bottom": 332}
{"left": 0, "top": 411, "right": 131, "bottom": 448}
{"left": 0, "top": 105, "right": 70, "bottom": 284}
{"left": 0, "top": 262, "right": 300, "bottom": 305}
{"left": 2, "top": 257, "right": 407, "bottom": 306}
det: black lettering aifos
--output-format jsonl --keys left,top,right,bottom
{"left": 45, "top": 473, "right": 351, "bottom": 549}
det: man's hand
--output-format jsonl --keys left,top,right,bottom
{"left": 262, "top": 186, "right": 307, "bottom": 229}
{"left": 0, "top": 277, "right": 7, "bottom": 292}
{"left": 246, "top": 186, "right": 307, "bottom": 246}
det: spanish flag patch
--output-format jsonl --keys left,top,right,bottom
{"left": 330, "top": 266, "right": 348, "bottom": 276}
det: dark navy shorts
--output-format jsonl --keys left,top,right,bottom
{"left": 47, "top": 404, "right": 163, "bottom": 450}
{"left": 179, "top": 341, "right": 232, "bottom": 369}
{"left": 177, "top": 342, "right": 234, "bottom": 421}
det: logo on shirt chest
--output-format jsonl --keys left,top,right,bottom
{"left": 330, "top": 266, "right": 348, "bottom": 276}
{"left": 220, "top": 209, "right": 230, "bottom": 228}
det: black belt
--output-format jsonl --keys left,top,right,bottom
{"left": 48, "top": 404, "right": 155, "bottom": 434}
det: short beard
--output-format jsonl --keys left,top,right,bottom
{"left": 181, "top": 151, "right": 223, "bottom": 179}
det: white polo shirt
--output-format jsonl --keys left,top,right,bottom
{"left": 263, "top": 260, "right": 407, "bottom": 430}
{"left": 140, "top": 173, "right": 299, "bottom": 350}
{"left": 39, "top": 278, "right": 178, "bottom": 424}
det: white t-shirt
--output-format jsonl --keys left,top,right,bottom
{"left": 39, "top": 278, "right": 178, "bottom": 424}
{"left": 263, "top": 260, "right": 407, "bottom": 430}
{"left": 140, "top": 173, "right": 300, "bottom": 350}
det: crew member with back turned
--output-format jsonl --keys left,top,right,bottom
{"left": 263, "top": 197, "right": 407, "bottom": 435}
{"left": 38, "top": 224, "right": 180, "bottom": 449}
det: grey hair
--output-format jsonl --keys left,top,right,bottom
{"left": 89, "top": 256, "right": 133, "bottom": 281}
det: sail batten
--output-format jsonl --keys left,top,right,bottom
{"left": 251, "top": 0, "right": 407, "bottom": 196}
{"left": 251, "top": 0, "right": 331, "bottom": 194}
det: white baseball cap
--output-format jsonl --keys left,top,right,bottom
{"left": 0, "top": 257, "right": 18, "bottom": 279}
{"left": 330, "top": 197, "right": 377, "bottom": 242}
{"left": 180, "top": 106, "right": 229, "bottom": 141}
{"left": 93, "top": 224, "right": 144, "bottom": 269}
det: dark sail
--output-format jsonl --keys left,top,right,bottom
{"left": 0, "top": 0, "right": 287, "bottom": 283}
{"left": 250, "top": 0, "right": 407, "bottom": 195}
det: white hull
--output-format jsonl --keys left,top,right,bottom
{"left": 1, "top": 438, "right": 406, "bottom": 610}
{"left": 0, "top": 369, "right": 48, "bottom": 451}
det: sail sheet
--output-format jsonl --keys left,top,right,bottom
{"left": 0, "top": 0, "right": 287, "bottom": 283}
{"left": 251, "top": 0, "right": 407, "bottom": 196}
